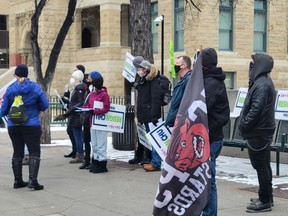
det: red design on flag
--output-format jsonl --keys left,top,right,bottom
{"left": 153, "top": 53, "right": 211, "bottom": 216}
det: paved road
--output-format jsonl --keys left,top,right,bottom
{"left": 0, "top": 130, "right": 287, "bottom": 216}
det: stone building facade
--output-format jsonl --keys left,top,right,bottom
{"left": 2, "top": 0, "right": 288, "bottom": 97}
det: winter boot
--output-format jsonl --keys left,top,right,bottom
{"left": 92, "top": 161, "right": 108, "bottom": 174}
{"left": 89, "top": 158, "right": 99, "bottom": 173}
{"left": 69, "top": 153, "right": 84, "bottom": 164}
{"left": 27, "top": 157, "right": 44, "bottom": 190}
{"left": 79, "top": 156, "right": 90, "bottom": 169}
{"left": 12, "top": 158, "right": 28, "bottom": 189}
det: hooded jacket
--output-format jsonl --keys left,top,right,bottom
{"left": 1, "top": 78, "right": 49, "bottom": 127}
{"left": 203, "top": 66, "right": 230, "bottom": 143}
{"left": 136, "top": 64, "right": 162, "bottom": 124}
{"left": 239, "top": 53, "right": 276, "bottom": 139}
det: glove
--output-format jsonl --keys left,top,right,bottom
{"left": 54, "top": 114, "right": 66, "bottom": 121}
{"left": 152, "top": 119, "right": 158, "bottom": 126}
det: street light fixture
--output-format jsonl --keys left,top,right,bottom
{"left": 153, "top": 15, "right": 164, "bottom": 75}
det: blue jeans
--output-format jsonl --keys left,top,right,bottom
{"left": 72, "top": 126, "right": 84, "bottom": 155}
{"left": 202, "top": 140, "right": 223, "bottom": 216}
{"left": 144, "top": 123, "right": 162, "bottom": 168}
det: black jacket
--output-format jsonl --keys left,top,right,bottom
{"left": 204, "top": 67, "right": 230, "bottom": 143}
{"left": 64, "top": 83, "right": 86, "bottom": 127}
{"left": 136, "top": 64, "right": 162, "bottom": 124}
{"left": 239, "top": 53, "right": 276, "bottom": 139}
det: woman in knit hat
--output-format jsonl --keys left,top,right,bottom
{"left": 54, "top": 70, "right": 86, "bottom": 164}
{"left": 82, "top": 71, "right": 111, "bottom": 173}
{"left": 0, "top": 64, "right": 49, "bottom": 190}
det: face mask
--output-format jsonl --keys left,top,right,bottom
{"left": 137, "top": 70, "right": 146, "bottom": 77}
{"left": 70, "top": 77, "right": 76, "bottom": 86}
{"left": 174, "top": 65, "right": 181, "bottom": 73}
{"left": 89, "top": 84, "right": 93, "bottom": 92}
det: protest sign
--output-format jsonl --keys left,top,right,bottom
{"left": 122, "top": 52, "right": 137, "bottom": 83}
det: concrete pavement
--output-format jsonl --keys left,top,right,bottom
{"left": 0, "top": 129, "right": 287, "bottom": 216}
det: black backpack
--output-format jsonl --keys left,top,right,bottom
{"left": 9, "top": 95, "right": 29, "bottom": 124}
{"left": 158, "top": 75, "right": 172, "bottom": 106}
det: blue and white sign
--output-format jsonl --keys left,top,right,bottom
{"left": 92, "top": 104, "right": 126, "bottom": 133}
{"left": 146, "top": 122, "right": 172, "bottom": 160}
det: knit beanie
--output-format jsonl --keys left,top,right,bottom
{"left": 72, "top": 70, "right": 84, "bottom": 81}
{"left": 15, "top": 64, "right": 28, "bottom": 77}
{"left": 92, "top": 76, "right": 104, "bottom": 90}
{"left": 76, "top": 65, "right": 85, "bottom": 73}
{"left": 89, "top": 71, "right": 102, "bottom": 80}
{"left": 202, "top": 48, "right": 218, "bottom": 69}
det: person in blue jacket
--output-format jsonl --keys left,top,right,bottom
{"left": 165, "top": 55, "right": 192, "bottom": 127}
{"left": 0, "top": 64, "right": 49, "bottom": 190}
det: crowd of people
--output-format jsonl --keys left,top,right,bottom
{"left": 0, "top": 48, "right": 276, "bottom": 214}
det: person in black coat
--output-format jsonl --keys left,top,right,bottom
{"left": 134, "top": 60, "right": 163, "bottom": 171}
{"left": 55, "top": 70, "right": 86, "bottom": 164}
{"left": 201, "top": 48, "right": 230, "bottom": 216}
{"left": 239, "top": 53, "right": 276, "bottom": 213}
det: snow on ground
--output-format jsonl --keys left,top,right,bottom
{"left": 1, "top": 126, "right": 288, "bottom": 189}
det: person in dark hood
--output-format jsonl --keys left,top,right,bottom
{"left": 239, "top": 53, "right": 275, "bottom": 213}
{"left": 201, "top": 48, "right": 230, "bottom": 216}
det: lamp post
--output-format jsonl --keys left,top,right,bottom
{"left": 153, "top": 15, "right": 164, "bottom": 75}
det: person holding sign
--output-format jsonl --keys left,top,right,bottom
{"left": 134, "top": 60, "right": 163, "bottom": 172}
{"left": 82, "top": 72, "right": 111, "bottom": 173}
{"left": 239, "top": 53, "right": 276, "bottom": 213}
{"left": 129, "top": 56, "right": 152, "bottom": 165}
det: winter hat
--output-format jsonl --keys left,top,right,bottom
{"left": 76, "top": 65, "right": 85, "bottom": 73}
{"left": 133, "top": 56, "right": 144, "bottom": 68}
{"left": 89, "top": 71, "right": 102, "bottom": 80}
{"left": 72, "top": 70, "right": 84, "bottom": 81}
{"left": 202, "top": 48, "right": 218, "bottom": 69}
{"left": 15, "top": 64, "right": 28, "bottom": 77}
{"left": 139, "top": 60, "right": 151, "bottom": 70}
{"left": 92, "top": 76, "right": 104, "bottom": 90}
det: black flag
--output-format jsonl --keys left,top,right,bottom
{"left": 153, "top": 53, "right": 211, "bottom": 216}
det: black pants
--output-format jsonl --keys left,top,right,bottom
{"left": 67, "top": 124, "right": 76, "bottom": 153}
{"left": 8, "top": 126, "right": 42, "bottom": 158}
{"left": 247, "top": 137, "right": 273, "bottom": 204}
{"left": 83, "top": 126, "right": 91, "bottom": 158}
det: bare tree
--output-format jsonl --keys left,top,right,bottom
{"left": 129, "top": 0, "right": 153, "bottom": 63}
{"left": 30, "top": 0, "right": 77, "bottom": 144}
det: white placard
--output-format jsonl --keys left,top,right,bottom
{"left": 92, "top": 104, "right": 126, "bottom": 133}
{"left": 230, "top": 87, "right": 248, "bottom": 117}
{"left": 136, "top": 123, "right": 152, "bottom": 150}
{"left": 275, "top": 89, "right": 288, "bottom": 120}
{"left": 145, "top": 122, "right": 172, "bottom": 160}
{"left": 122, "top": 52, "right": 137, "bottom": 83}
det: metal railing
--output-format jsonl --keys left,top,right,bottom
{"left": 49, "top": 95, "right": 128, "bottom": 125}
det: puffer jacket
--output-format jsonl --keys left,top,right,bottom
{"left": 1, "top": 78, "right": 49, "bottom": 127}
{"left": 64, "top": 83, "right": 85, "bottom": 127}
{"left": 238, "top": 53, "right": 276, "bottom": 139}
{"left": 136, "top": 64, "right": 162, "bottom": 124}
{"left": 204, "top": 67, "right": 230, "bottom": 143}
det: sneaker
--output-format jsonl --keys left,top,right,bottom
{"left": 250, "top": 197, "right": 274, "bottom": 207}
{"left": 246, "top": 200, "right": 271, "bottom": 213}
{"left": 143, "top": 163, "right": 161, "bottom": 172}
{"left": 128, "top": 157, "right": 142, "bottom": 164}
